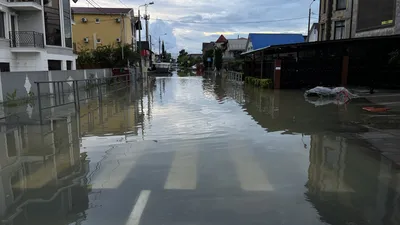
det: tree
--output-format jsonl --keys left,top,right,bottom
{"left": 214, "top": 48, "right": 223, "bottom": 70}
{"left": 76, "top": 44, "right": 140, "bottom": 69}
{"left": 177, "top": 49, "right": 189, "bottom": 67}
{"left": 162, "top": 41, "right": 166, "bottom": 59}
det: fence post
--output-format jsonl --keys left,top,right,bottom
{"left": 72, "top": 80, "right": 78, "bottom": 112}
{"left": 83, "top": 69, "right": 87, "bottom": 80}
{"left": 75, "top": 81, "right": 80, "bottom": 112}
{"left": 37, "top": 83, "right": 43, "bottom": 125}
{"left": 274, "top": 59, "right": 282, "bottom": 89}
{"left": 0, "top": 71, "right": 3, "bottom": 103}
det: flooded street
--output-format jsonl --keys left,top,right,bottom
{"left": 1, "top": 73, "right": 400, "bottom": 225}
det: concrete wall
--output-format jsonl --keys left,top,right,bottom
{"left": 10, "top": 52, "right": 47, "bottom": 72}
{"left": 17, "top": 11, "right": 45, "bottom": 33}
{"left": 0, "top": 68, "right": 112, "bottom": 102}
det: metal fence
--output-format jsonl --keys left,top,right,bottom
{"left": 224, "top": 71, "right": 244, "bottom": 84}
{"left": 35, "top": 74, "right": 130, "bottom": 124}
{"left": 10, "top": 31, "right": 45, "bottom": 48}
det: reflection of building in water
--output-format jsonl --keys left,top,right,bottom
{"left": 306, "top": 134, "right": 400, "bottom": 225}
{"left": 0, "top": 115, "right": 89, "bottom": 224}
{"left": 79, "top": 96, "right": 138, "bottom": 136}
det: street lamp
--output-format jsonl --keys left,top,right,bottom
{"left": 308, "top": 0, "right": 316, "bottom": 36}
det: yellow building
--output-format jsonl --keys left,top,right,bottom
{"left": 71, "top": 7, "right": 138, "bottom": 52}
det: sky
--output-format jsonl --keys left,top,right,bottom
{"left": 71, "top": 0, "right": 320, "bottom": 55}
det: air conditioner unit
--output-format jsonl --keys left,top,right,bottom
{"left": 81, "top": 17, "right": 88, "bottom": 23}
{"left": 116, "top": 38, "right": 121, "bottom": 43}
{"left": 83, "top": 37, "right": 89, "bottom": 43}
{"left": 116, "top": 18, "right": 121, "bottom": 23}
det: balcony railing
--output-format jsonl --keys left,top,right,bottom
{"left": 7, "top": 0, "right": 41, "bottom": 5}
{"left": 10, "top": 31, "right": 45, "bottom": 48}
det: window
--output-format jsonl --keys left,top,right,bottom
{"left": 334, "top": 21, "right": 345, "bottom": 40}
{"left": 63, "top": 0, "right": 72, "bottom": 48}
{"left": 321, "top": 0, "right": 326, "bottom": 13}
{"left": 337, "top": 0, "right": 346, "bottom": 10}
{"left": 0, "top": 12, "right": 5, "bottom": 38}
{"left": 96, "top": 38, "right": 101, "bottom": 43}
{"left": 0, "top": 62, "right": 10, "bottom": 72}
{"left": 45, "top": 0, "right": 62, "bottom": 46}
{"left": 95, "top": 18, "right": 100, "bottom": 23}
{"left": 320, "top": 24, "right": 325, "bottom": 41}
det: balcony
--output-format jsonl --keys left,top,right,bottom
{"left": 7, "top": 0, "right": 42, "bottom": 11}
{"left": 10, "top": 31, "right": 45, "bottom": 51}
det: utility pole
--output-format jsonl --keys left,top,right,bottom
{"left": 308, "top": 0, "right": 315, "bottom": 37}
{"left": 159, "top": 36, "right": 161, "bottom": 60}
{"left": 138, "top": 9, "right": 142, "bottom": 76}
{"left": 145, "top": 5, "right": 149, "bottom": 42}
{"left": 149, "top": 34, "right": 152, "bottom": 66}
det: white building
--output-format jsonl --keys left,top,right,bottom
{"left": 223, "top": 38, "right": 247, "bottom": 60}
{"left": 307, "top": 23, "right": 319, "bottom": 42}
{"left": 0, "top": 0, "right": 76, "bottom": 72}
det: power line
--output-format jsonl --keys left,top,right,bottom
{"left": 116, "top": 0, "right": 129, "bottom": 8}
{"left": 149, "top": 16, "right": 318, "bottom": 25}
{"left": 83, "top": 0, "right": 113, "bottom": 16}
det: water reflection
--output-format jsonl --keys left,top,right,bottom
{"left": 1, "top": 76, "right": 400, "bottom": 225}
{"left": 0, "top": 115, "right": 89, "bottom": 225}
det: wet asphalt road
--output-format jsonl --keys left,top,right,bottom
{"left": 1, "top": 73, "right": 400, "bottom": 225}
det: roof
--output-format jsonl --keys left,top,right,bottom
{"left": 216, "top": 35, "right": 227, "bottom": 43}
{"left": 72, "top": 7, "right": 132, "bottom": 15}
{"left": 242, "top": 34, "right": 400, "bottom": 56}
{"left": 247, "top": 33, "right": 305, "bottom": 50}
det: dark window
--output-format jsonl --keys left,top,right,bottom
{"left": 320, "top": 24, "right": 326, "bottom": 41}
{"left": 95, "top": 18, "right": 100, "bottom": 23}
{"left": 334, "top": 21, "right": 345, "bottom": 39}
{"left": 44, "top": 0, "right": 62, "bottom": 46}
{"left": 0, "top": 62, "right": 10, "bottom": 72}
{"left": 337, "top": 0, "right": 346, "bottom": 10}
{"left": 322, "top": 0, "right": 326, "bottom": 13}
{"left": 48, "top": 60, "right": 62, "bottom": 70}
{"left": 357, "top": 0, "right": 395, "bottom": 32}
{"left": 0, "top": 12, "right": 5, "bottom": 38}
{"left": 67, "top": 60, "right": 72, "bottom": 70}
{"left": 63, "top": 0, "right": 72, "bottom": 48}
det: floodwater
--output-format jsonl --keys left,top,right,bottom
{"left": 1, "top": 72, "right": 400, "bottom": 225}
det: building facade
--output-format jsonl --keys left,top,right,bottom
{"left": 0, "top": 0, "right": 76, "bottom": 71}
{"left": 319, "top": 0, "right": 400, "bottom": 41}
{"left": 223, "top": 38, "right": 247, "bottom": 60}
{"left": 71, "top": 7, "right": 136, "bottom": 52}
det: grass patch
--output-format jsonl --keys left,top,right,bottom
{"left": 245, "top": 77, "right": 273, "bottom": 89}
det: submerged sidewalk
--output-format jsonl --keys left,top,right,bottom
{"left": 352, "top": 90, "right": 400, "bottom": 167}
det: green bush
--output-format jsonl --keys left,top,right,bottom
{"left": 245, "top": 76, "right": 272, "bottom": 89}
